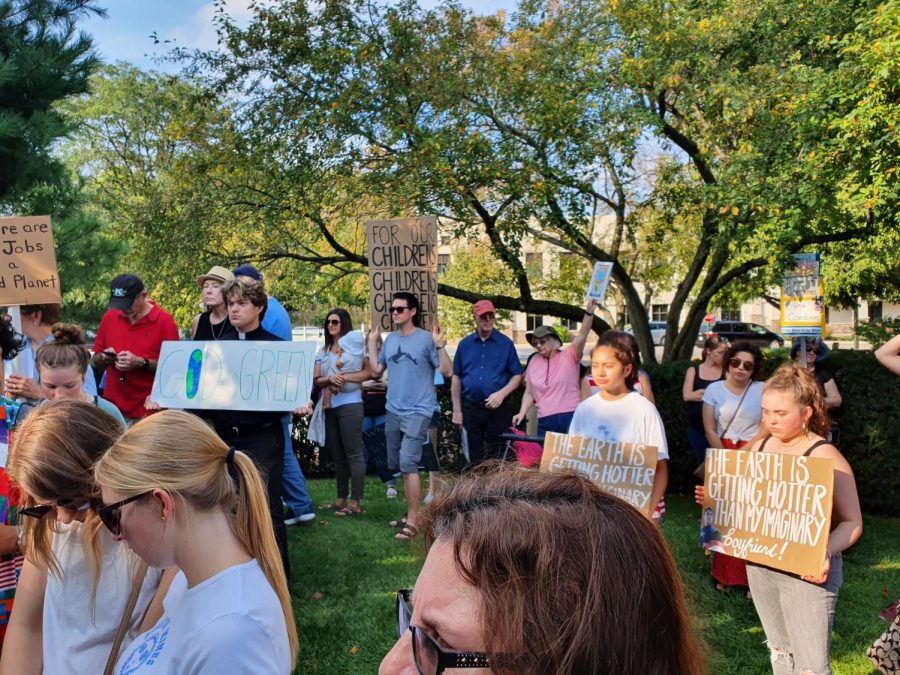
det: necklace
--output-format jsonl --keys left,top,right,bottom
{"left": 209, "top": 312, "right": 228, "bottom": 340}
{"left": 780, "top": 432, "right": 809, "bottom": 451}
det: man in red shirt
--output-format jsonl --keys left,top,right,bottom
{"left": 91, "top": 274, "right": 179, "bottom": 422}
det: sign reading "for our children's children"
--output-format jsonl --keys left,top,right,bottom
{"left": 150, "top": 341, "right": 317, "bottom": 411}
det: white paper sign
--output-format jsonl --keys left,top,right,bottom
{"left": 586, "top": 262, "right": 614, "bottom": 302}
{"left": 150, "top": 340, "right": 317, "bottom": 411}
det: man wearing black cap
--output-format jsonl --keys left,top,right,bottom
{"left": 91, "top": 274, "right": 179, "bottom": 422}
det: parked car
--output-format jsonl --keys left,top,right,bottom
{"left": 697, "top": 321, "right": 784, "bottom": 349}
{"left": 624, "top": 321, "right": 668, "bottom": 346}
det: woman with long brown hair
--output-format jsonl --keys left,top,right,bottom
{"left": 682, "top": 336, "right": 728, "bottom": 466}
{"left": 93, "top": 410, "right": 297, "bottom": 674}
{"left": 380, "top": 468, "right": 705, "bottom": 675}
{"left": 1, "top": 402, "right": 164, "bottom": 674}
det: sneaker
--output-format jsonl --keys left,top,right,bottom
{"left": 386, "top": 485, "right": 398, "bottom": 499}
{"left": 285, "top": 511, "right": 316, "bottom": 526}
{"left": 423, "top": 492, "right": 434, "bottom": 505}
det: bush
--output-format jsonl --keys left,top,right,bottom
{"left": 295, "top": 349, "right": 900, "bottom": 516}
{"left": 855, "top": 317, "right": 900, "bottom": 348}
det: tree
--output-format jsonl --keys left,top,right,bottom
{"left": 187, "top": 0, "right": 892, "bottom": 361}
{"left": 0, "top": 0, "right": 102, "bottom": 203}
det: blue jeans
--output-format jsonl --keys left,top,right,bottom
{"left": 281, "top": 415, "right": 314, "bottom": 516}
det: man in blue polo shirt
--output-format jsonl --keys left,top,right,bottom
{"left": 451, "top": 299, "right": 523, "bottom": 467}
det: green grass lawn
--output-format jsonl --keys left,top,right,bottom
{"left": 287, "top": 477, "right": 900, "bottom": 674}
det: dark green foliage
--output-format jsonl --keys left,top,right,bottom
{"left": 0, "top": 0, "right": 102, "bottom": 201}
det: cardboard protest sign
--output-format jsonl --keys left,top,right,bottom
{"left": 585, "top": 262, "right": 614, "bottom": 302}
{"left": 780, "top": 252, "right": 824, "bottom": 337}
{"left": 0, "top": 216, "right": 60, "bottom": 305}
{"left": 150, "top": 340, "right": 317, "bottom": 411}
{"left": 540, "top": 431, "right": 657, "bottom": 514}
{"left": 701, "top": 447, "right": 834, "bottom": 577}
{"left": 367, "top": 217, "right": 438, "bottom": 332}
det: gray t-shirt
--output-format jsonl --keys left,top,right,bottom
{"left": 378, "top": 328, "right": 440, "bottom": 417}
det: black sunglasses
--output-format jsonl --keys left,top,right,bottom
{"left": 19, "top": 498, "right": 90, "bottom": 519}
{"left": 326, "top": 319, "right": 341, "bottom": 326}
{"left": 397, "top": 589, "right": 490, "bottom": 674}
{"left": 390, "top": 306, "right": 409, "bottom": 314}
{"left": 97, "top": 491, "right": 153, "bottom": 536}
{"left": 805, "top": 345, "right": 820, "bottom": 354}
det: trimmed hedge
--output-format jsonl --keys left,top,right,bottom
{"left": 294, "top": 349, "right": 900, "bottom": 516}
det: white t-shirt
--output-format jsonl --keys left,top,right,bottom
{"left": 115, "top": 560, "right": 292, "bottom": 675}
{"left": 568, "top": 391, "right": 669, "bottom": 461}
{"left": 44, "top": 522, "right": 162, "bottom": 675}
{"left": 702, "top": 380, "right": 764, "bottom": 442}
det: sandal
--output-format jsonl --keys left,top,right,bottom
{"left": 320, "top": 502, "right": 346, "bottom": 512}
{"left": 389, "top": 516, "right": 408, "bottom": 529}
{"left": 394, "top": 524, "right": 419, "bottom": 541}
{"left": 334, "top": 506, "right": 362, "bottom": 517}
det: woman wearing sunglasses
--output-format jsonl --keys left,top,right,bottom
{"left": 1, "top": 402, "right": 165, "bottom": 674}
{"left": 93, "top": 409, "right": 297, "bottom": 674}
{"left": 380, "top": 469, "right": 705, "bottom": 675}
{"left": 512, "top": 300, "right": 596, "bottom": 436}
{"left": 313, "top": 308, "right": 370, "bottom": 517}
{"left": 701, "top": 340, "right": 765, "bottom": 592}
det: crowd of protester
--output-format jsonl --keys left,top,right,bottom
{"left": 0, "top": 268, "right": 891, "bottom": 673}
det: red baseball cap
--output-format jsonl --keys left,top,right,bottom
{"left": 473, "top": 300, "right": 495, "bottom": 317}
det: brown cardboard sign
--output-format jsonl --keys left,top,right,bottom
{"left": 367, "top": 217, "right": 438, "bottom": 331}
{"left": 540, "top": 431, "right": 658, "bottom": 514}
{"left": 701, "top": 447, "right": 834, "bottom": 577}
{"left": 0, "top": 215, "right": 60, "bottom": 305}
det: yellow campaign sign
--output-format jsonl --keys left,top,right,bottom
{"left": 701, "top": 448, "right": 833, "bottom": 577}
{"left": 540, "top": 431, "right": 657, "bottom": 514}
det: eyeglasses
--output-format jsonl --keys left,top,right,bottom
{"left": 477, "top": 313, "right": 495, "bottom": 321}
{"left": 729, "top": 358, "right": 755, "bottom": 371}
{"left": 390, "top": 306, "right": 409, "bottom": 314}
{"left": 397, "top": 589, "right": 491, "bottom": 674}
{"left": 19, "top": 498, "right": 90, "bottom": 519}
{"left": 805, "top": 345, "right": 820, "bottom": 354}
{"left": 97, "top": 491, "right": 153, "bottom": 536}
{"left": 326, "top": 319, "right": 341, "bottom": 326}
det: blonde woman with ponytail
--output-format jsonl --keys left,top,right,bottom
{"left": 1, "top": 402, "right": 165, "bottom": 675}
{"left": 94, "top": 409, "right": 297, "bottom": 674}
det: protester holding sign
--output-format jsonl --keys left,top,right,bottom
{"left": 206, "top": 277, "right": 292, "bottom": 578}
{"left": 698, "top": 364, "right": 862, "bottom": 674}
{"left": 1, "top": 402, "right": 166, "bottom": 674}
{"left": 701, "top": 340, "right": 765, "bottom": 590}
{"left": 380, "top": 468, "right": 705, "bottom": 675}
{"left": 94, "top": 410, "right": 297, "bottom": 675}
{"left": 367, "top": 292, "right": 452, "bottom": 542}
{"left": 314, "top": 308, "right": 370, "bottom": 518}
{"left": 568, "top": 330, "right": 669, "bottom": 522}
{"left": 512, "top": 300, "right": 596, "bottom": 435}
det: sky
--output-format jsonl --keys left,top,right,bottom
{"left": 83, "top": 0, "right": 516, "bottom": 72}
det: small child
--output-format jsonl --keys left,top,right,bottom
{"left": 320, "top": 331, "right": 366, "bottom": 409}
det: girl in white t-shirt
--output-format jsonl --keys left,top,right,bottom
{"left": 94, "top": 409, "right": 298, "bottom": 674}
{"left": 1, "top": 401, "right": 166, "bottom": 674}
{"left": 568, "top": 331, "right": 669, "bottom": 523}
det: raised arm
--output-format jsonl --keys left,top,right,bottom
{"left": 570, "top": 300, "right": 598, "bottom": 359}
{"left": 367, "top": 328, "right": 386, "bottom": 378}
{"left": 874, "top": 333, "right": 900, "bottom": 375}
